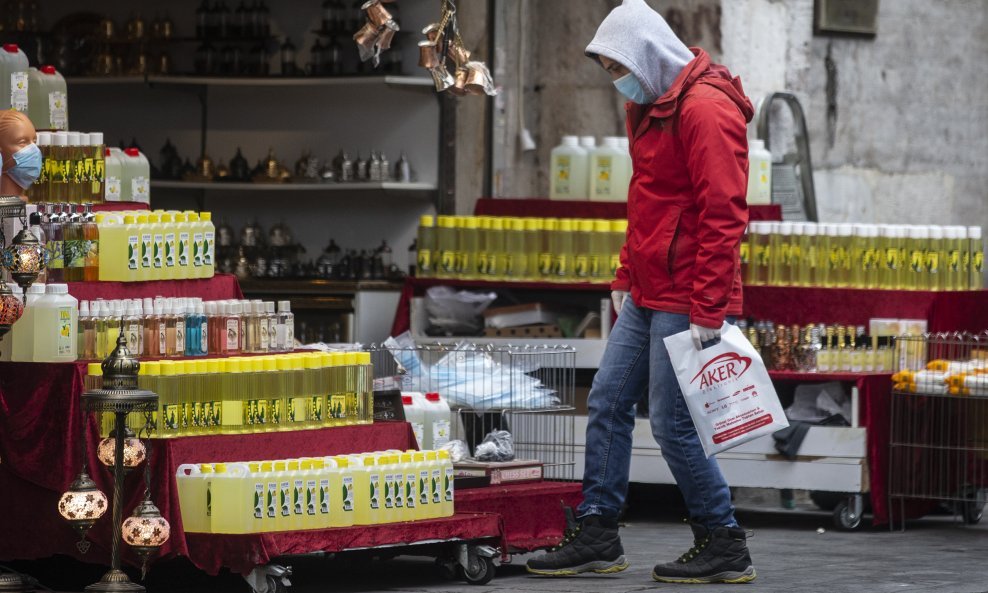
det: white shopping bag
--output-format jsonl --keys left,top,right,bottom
{"left": 664, "top": 324, "right": 788, "bottom": 458}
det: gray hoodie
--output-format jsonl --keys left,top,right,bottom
{"left": 585, "top": 0, "right": 694, "bottom": 103}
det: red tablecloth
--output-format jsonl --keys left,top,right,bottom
{"left": 456, "top": 481, "right": 582, "bottom": 553}
{"left": 473, "top": 198, "right": 782, "bottom": 222}
{"left": 66, "top": 273, "right": 243, "bottom": 304}
{"left": 92, "top": 202, "right": 149, "bottom": 213}
{"left": 0, "top": 360, "right": 416, "bottom": 570}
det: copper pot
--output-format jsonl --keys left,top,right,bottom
{"left": 418, "top": 40, "right": 441, "bottom": 69}
{"left": 353, "top": 20, "right": 381, "bottom": 52}
{"left": 377, "top": 20, "right": 398, "bottom": 50}
{"left": 362, "top": 0, "right": 394, "bottom": 27}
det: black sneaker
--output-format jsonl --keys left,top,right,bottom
{"left": 651, "top": 522, "right": 756, "bottom": 584}
{"left": 526, "top": 509, "right": 629, "bottom": 576}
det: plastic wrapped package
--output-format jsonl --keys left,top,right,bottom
{"left": 424, "top": 285, "right": 497, "bottom": 335}
{"left": 474, "top": 430, "right": 515, "bottom": 462}
{"left": 439, "top": 439, "right": 470, "bottom": 462}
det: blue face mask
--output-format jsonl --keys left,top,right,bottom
{"left": 614, "top": 72, "right": 652, "bottom": 105}
{"left": 5, "top": 142, "right": 42, "bottom": 189}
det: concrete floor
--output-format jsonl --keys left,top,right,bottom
{"left": 9, "top": 489, "right": 988, "bottom": 593}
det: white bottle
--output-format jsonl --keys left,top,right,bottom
{"left": 746, "top": 139, "right": 773, "bottom": 205}
{"left": 10, "top": 283, "right": 43, "bottom": 362}
{"left": 27, "top": 65, "right": 68, "bottom": 131}
{"left": 402, "top": 393, "right": 426, "bottom": 449}
{"left": 549, "top": 136, "right": 589, "bottom": 200}
{"left": 104, "top": 148, "right": 123, "bottom": 202}
{"left": 33, "top": 283, "right": 78, "bottom": 362}
{"left": 277, "top": 300, "right": 294, "bottom": 352}
{"left": 588, "top": 137, "right": 626, "bottom": 202}
{"left": 579, "top": 136, "right": 596, "bottom": 151}
{"left": 126, "top": 148, "right": 151, "bottom": 204}
{"left": 422, "top": 392, "right": 452, "bottom": 450}
{"left": 0, "top": 44, "right": 30, "bottom": 112}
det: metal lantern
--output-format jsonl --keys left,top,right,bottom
{"left": 3, "top": 228, "right": 46, "bottom": 295}
{"left": 121, "top": 500, "right": 170, "bottom": 561}
{"left": 57, "top": 471, "right": 108, "bottom": 549}
{"left": 0, "top": 283, "right": 24, "bottom": 342}
{"left": 97, "top": 428, "right": 147, "bottom": 470}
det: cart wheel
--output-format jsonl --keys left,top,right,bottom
{"left": 265, "top": 575, "right": 288, "bottom": 593}
{"left": 459, "top": 555, "right": 495, "bottom": 586}
{"left": 834, "top": 499, "right": 863, "bottom": 531}
{"left": 960, "top": 488, "right": 985, "bottom": 525}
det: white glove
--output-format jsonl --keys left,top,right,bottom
{"left": 611, "top": 290, "right": 630, "bottom": 316}
{"left": 690, "top": 323, "right": 722, "bottom": 350}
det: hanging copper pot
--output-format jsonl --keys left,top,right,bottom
{"left": 353, "top": 21, "right": 381, "bottom": 57}
{"left": 447, "top": 41, "right": 471, "bottom": 67}
{"left": 362, "top": 0, "right": 394, "bottom": 27}
{"left": 418, "top": 40, "right": 441, "bottom": 69}
{"left": 377, "top": 20, "right": 398, "bottom": 51}
{"left": 422, "top": 23, "right": 441, "bottom": 43}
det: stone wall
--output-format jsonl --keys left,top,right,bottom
{"left": 471, "top": 0, "right": 987, "bottom": 230}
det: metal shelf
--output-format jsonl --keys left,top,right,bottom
{"left": 151, "top": 180, "right": 437, "bottom": 193}
{"left": 66, "top": 75, "right": 434, "bottom": 89}
{"left": 413, "top": 335, "right": 608, "bottom": 369}
{"left": 64, "top": 76, "right": 147, "bottom": 85}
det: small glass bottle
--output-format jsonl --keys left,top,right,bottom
{"left": 123, "top": 302, "right": 143, "bottom": 357}
{"left": 277, "top": 300, "right": 294, "bottom": 352}
{"left": 78, "top": 300, "right": 97, "bottom": 361}
{"left": 174, "top": 300, "right": 187, "bottom": 357}
{"left": 162, "top": 300, "right": 177, "bottom": 357}
{"left": 226, "top": 301, "right": 242, "bottom": 355}
{"left": 266, "top": 301, "right": 278, "bottom": 351}
{"left": 816, "top": 325, "right": 833, "bottom": 373}
{"left": 255, "top": 300, "right": 269, "bottom": 353}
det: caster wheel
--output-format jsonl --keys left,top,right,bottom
{"left": 265, "top": 576, "right": 288, "bottom": 593}
{"left": 959, "top": 488, "right": 985, "bottom": 524}
{"left": 834, "top": 499, "right": 863, "bottom": 531}
{"left": 459, "top": 555, "right": 495, "bottom": 585}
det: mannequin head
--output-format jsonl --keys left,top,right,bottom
{"left": 0, "top": 110, "right": 38, "bottom": 199}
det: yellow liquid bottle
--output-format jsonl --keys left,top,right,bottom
{"left": 573, "top": 219, "right": 593, "bottom": 281}
{"left": 766, "top": 222, "right": 782, "bottom": 286}
{"left": 416, "top": 215, "right": 436, "bottom": 278}
{"left": 259, "top": 461, "right": 277, "bottom": 532}
{"left": 525, "top": 218, "right": 543, "bottom": 281}
{"left": 474, "top": 217, "right": 490, "bottom": 278}
{"left": 220, "top": 358, "right": 243, "bottom": 434}
{"left": 589, "top": 219, "right": 611, "bottom": 283}
{"left": 746, "top": 222, "right": 765, "bottom": 286}
{"left": 864, "top": 224, "right": 880, "bottom": 289}
{"left": 798, "top": 222, "right": 816, "bottom": 287}
{"left": 358, "top": 351, "right": 373, "bottom": 424}
{"left": 376, "top": 453, "right": 396, "bottom": 524}
{"left": 609, "top": 219, "right": 627, "bottom": 280}
{"left": 552, "top": 219, "right": 575, "bottom": 282}
{"left": 413, "top": 451, "right": 430, "bottom": 520}
{"left": 969, "top": 226, "right": 983, "bottom": 290}
{"left": 273, "top": 460, "right": 293, "bottom": 532}
{"left": 832, "top": 224, "right": 852, "bottom": 288}
{"left": 335, "top": 456, "right": 355, "bottom": 526}
{"left": 789, "top": 223, "right": 804, "bottom": 287}
{"left": 246, "top": 462, "right": 264, "bottom": 533}
{"left": 400, "top": 452, "right": 418, "bottom": 522}
{"left": 907, "top": 226, "right": 929, "bottom": 290}
{"left": 210, "top": 462, "right": 251, "bottom": 534}
{"left": 850, "top": 224, "right": 868, "bottom": 288}
{"left": 302, "top": 459, "right": 322, "bottom": 530}
{"left": 159, "top": 212, "right": 177, "bottom": 280}
{"left": 488, "top": 218, "right": 507, "bottom": 280}
{"left": 895, "top": 225, "right": 909, "bottom": 290}
{"left": 505, "top": 218, "right": 528, "bottom": 280}
{"left": 176, "top": 463, "right": 210, "bottom": 533}
{"left": 539, "top": 218, "right": 557, "bottom": 281}
{"left": 955, "top": 226, "right": 970, "bottom": 290}
{"left": 350, "top": 456, "right": 375, "bottom": 525}
{"left": 927, "top": 225, "right": 944, "bottom": 292}
{"left": 878, "top": 225, "right": 895, "bottom": 289}
{"left": 288, "top": 459, "right": 306, "bottom": 530}
{"left": 944, "top": 226, "right": 962, "bottom": 291}
{"left": 286, "top": 355, "right": 308, "bottom": 428}
{"left": 435, "top": 215, "right": 457, "bottom": 279}
{"left": 438, "top": 449, "right": 454, "bottom": 518}
{"left": 426, "top": 451, "right": 442, "bottom": 519}
{"left": 174, "top": 212, "right": 193, "bottom": 280}
{"left": 459, "top": 217, "right": 480, "bottom": 280}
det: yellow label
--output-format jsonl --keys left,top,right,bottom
{"left": 739, "top": 242, "right": 750, "bottom": 265}
{"left": 439, "top": 250, "right": 456, "bottom": 274}
{"left": 886, "top": 247, "right": 899, "bottom": 271}
{"left": 574, "top": 255, "right": 589, "bottom": 278}
{"left": 779, "top": 243, "right": 792, "bottom": 266}
{"left": 267, "top": 399, "right": 281, "bottom": 425}
{"left": 910, "top": 250, "right": 924, "bottom": 273}
{"left": 610, "top": 254, "right": 620, "bottom": 276}
{"left": 552, "top": 254, "right": 569, "bottom": 277}
{"left": 417, "top": 249, "right": 432, "bottom": 272}
{"left": 164, "top": 404, "right": 180, "bottom": 431}
{"left": 974, "top": 252, "right": 984, "bottom": 274}
{"left": 539, "top": 253, "right": 553, "bottom": 276}
{"left": 310, "top": 396, "right": 323, "bottom": 422}
{"left": 948, "top": 250, "right": 961, "bottom": 272}
{"left": 926, "top": 251, "right": 940, "bottom": 274}
{"left": 755, "top": 245, "right": 770, "bottom": 267}
{"left": 863, "top": 248, "right": 877, "bottom": 271}
{"left": 330, "top": 394, "right": 347, "bottom": 420}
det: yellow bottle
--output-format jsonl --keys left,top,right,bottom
{"left": 457, "top": 217, "right": 480, "bottom": 280}
{"left": 944, "top": 226, "right": 963, "bottom": 291}
{"left": 260, "top": 461, "right": 277, "bottom": 532}
{"left": 220, "top": 358, "right": 244, "bottom": 434}
{"left": 850, "top": 224, "right": 868, "bottom": 289}
{"left": 487, "top": 218, "right": 506, "bottom": 279}
{"left": 927, "top": 225, "right": 944, "bottom": 292}
{"left": 413, "top": 451, "right": 431, "bottom": 520}
{"left": 573, "top": 219, "right": 593, "bottom": 281}
{"left": 416, "top": 215, "right": 436, "bottom": 278}
{"left": 247, "top": 462, "right": 265, "bottom": 533}
{"left": 357, "top": 351, "right": 373, "bottom": 424}
{"left": 524, "top": 218, "right": 542, "bottom": 281}
{"left": 552, "top": 219, "right": 575, "bottom": 281}
{"left": 539, "top": 218, "right": 557, "bottom": 280}
{"left": 302, "top": 459, "right": 322, "bottom": 529}
{"left": 286, "top": 355, "right": 308, "bottom": 428}
{"left": 134, "top": 214, "right": 152, "bottom": 281}
{"left": 426, "top": 451, "right": 442, "bottom": 518}
{"left": 273, "top": 460, "right": 293, "bottom": 531}
{"left": 174, "top": 212, "right": 193, "bottom": 280}
{"left": 789, "top": 222, "right": 804, "bottom": 287}
{"left": 140, "top": 361, "right": 160, "bottom": 437}
{"left": 895, "top": 225, "right": 909, "bottom": 290}
{"left": 400, "top": 452, "right": 418, "bottom": 522}
{"left": 798, "top": 222, "right": 816, "bottom": 287}
{"left": 969, "top": 226, "right": 984, "bottom": 290}
{"left": 184, "top": 212, "right": 203, "bottom": 279}
{"left": 288, "top": 459, "right": 306, "bottom": 530}
{"left": 505, "top": 218, "right": 528, "bottom": 280}
{"left": 335, "top": 456, "right": 355, "bottom": 526}
{"left": 209, "top": 462, "right": 251, "bottom": 534}
{"left": 199, "top": 464, "right": 215, "bottom": 533}
{"left": 351, "top": 456, "right": 376, "bottom": 525}
{"left": 200, "top": 211, "right": 215, "bottom": 279}
{"left": 862, "top": 225, "right": 879, "bottom": 289}
{"left": 907, "top": 226, "right": 928, "bottom": 290}
{"left": 747, "top": 222, "right": 768, "bottom": 286}
{"left": 176, "top": 463, "right": 210, "bottom": 533}
{"left": 609, "top": 219, "right": 627, "bottom": 279}
{"left": 833, "top": 224, "right": 853, "bottom": 288}
{"left": 438, "top": 449, "right": 454, "bottom": 518}
{"left": 147, "top": 212, "right": 165, "bottom": 281}
{"left": 157, "top": 360, "right": 179, "bottom": 436}
{"left": 159, "top": 212, "right": 177, "bottom": 280}
{"left": 475, "top": 216, "right": 491, "bottom": 278}
{"left": 376, "top": 453, "right": 396, "bottom": 523}
{"left": 435, "top": 215, "right": 457, "bottom": 278}
{"left": 878, "top": 225, "right": 895, "bottom": 289}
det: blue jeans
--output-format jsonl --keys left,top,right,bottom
{"left": 577, "top": 301, "right": 738, "bottom": 529}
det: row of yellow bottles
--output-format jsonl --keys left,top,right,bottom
{"left": 416, "top": 215, "right": 627, "bottom": 283}
{"left": 89, "top": 351, "right": 373, "bottom": 437}
{"left": 744, "top": 222, "right": 984, "bottom": 291}
{"left": 176, "top": 450, "right": 454, "bottom": 534}
{"left": 95, "top": 209, "right": 215, "bottom": 282}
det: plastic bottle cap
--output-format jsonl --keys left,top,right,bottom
{"left": 46, "top": 284, "right": 68, "bottom": 295}
{"left": 580, "top": 135, "right": 596, "bottom": 148}
{"left": 791, "top": 223, "right": 804, "bottom": 236}
{"left": 37, "top": 132, "right": 51, "bottom": 145}
{"left": 401, "top": 395, "right": 413, "bottom": 405}
{"left": 929, "top": 226, "right": 943, "bottom": 240}
{"left": 777, "top": 222, "right": 792, "bottom": 235}
{"left": 91, "top": 132, "right": 104, "bottom": 146}
{"left": 3, "top": 44, "right": 19, "bottom": 53}
{"left": 124, "top": 147, "right": 140, "bottom": 157}
{"left": 490, "top": 218, "right": 504, "bottom": 231}
{"left": 838, "top": 224, "right": 853, "bottom": 237}
{"left": 969, "top": 226, "right": 982, "bottom": 240}
{"left": 750, "top": 139, "right": 766, "bottom": 151}
{"left": 561, "top": 136, "right": 579, "bottom": 146}
{"left": 425, "top": 392, "right": 440, "bottom": 402}
{"left": 87, "top": 362, "right": 102, "bottom": 376}
{"left": 278, "top": 300, "right": 291, "bottom": 313}
{"left": 419, "top": 215, "right": 434, "bottom": 227}
{"left": 67, "top": 133, "right": 81, "bottom": 147}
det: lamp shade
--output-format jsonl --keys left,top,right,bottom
{"left": 97, "top": 433, "right": 147, "bottom": 469}
{"left": 57, "top": 472, "right": 108, "bottom": 530}
{"left": 0, "top": 284, "right": 23, "bottom": 340}
{"left": 122, "top": 499, "right": 170, "bottom": 552}
{"left": 3, "top": 228, "right": 46, "bottom": 293}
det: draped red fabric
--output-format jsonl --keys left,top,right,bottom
{"left": 66, "top": 273, "right": 243, "bottom": 304}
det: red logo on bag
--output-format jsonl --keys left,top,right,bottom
{"left": 691, "top": 352, "right": 752, "bottom": 389}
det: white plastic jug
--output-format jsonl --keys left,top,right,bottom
{"left": 104, "top": 148, "right": 123, "bottom": 202}
{"left": 208, "top": 462, "right": 251, "bottom": 534}
{"left": 421, "top": 392, "right": 452, "bottom": 450}
{"left": 588, "top": 137, "right": 627, "bottom": 202}
{"left": 402, "top": 393, "right": 426, "bottom": 448}
{"left": 122, "top": 148, "right": 150, "bottom": 204}
{"left": 32, "top": 283, "right": 77, "bottom": 362}
{"left": 27, "top": 65, "right": 68, "bottom": 131}
{"left": 176, "top": 463, "right": 211, "bottom": 533}
{"left": 550, "top": 136, "right": 589, "bottom": 200}
{"left": 0, "top": 44, "right": 29, "bottom": 112}
{"left": 746, "top": 139, "right": 773, "bottom": 205}
{"left": 10, "top": 283, "right": 44, "bottom": 362}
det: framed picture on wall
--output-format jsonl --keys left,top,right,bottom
{"left": 814, "top": 0, "right": 879, "bottom": 37}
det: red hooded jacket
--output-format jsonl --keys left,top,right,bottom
{"left": 613, "top": 48, "right": 754, "bottom": 328}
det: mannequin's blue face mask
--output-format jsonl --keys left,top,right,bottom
{"left": 5, "top": 143, "right": 42, "bottom": 188}
{"left": 613, "top": 72, "right": 651, "bottom": 104}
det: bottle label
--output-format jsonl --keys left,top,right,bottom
{"left": 394, "top": 474, "right": 405, "bottom": 508}
{"left": 949, "top": 249, "right": 961, "bottom": 272}
{"left": 330, "top": 394, "right": 346, "bottom": 420}
{"left": 175, "top": 320, "right": 185, "bottom": 352}
{"left": 306, "top": 479, "right": 318, "bottom": 515}
{"left": 342, "top": 476, "right": 354, "bottom": 512}
{"left": 755, "top": 244, "right": 770, "bottom": 268}
{"left": 254, "top": 483, "right": 264, "bottom": 520}
{"left": 46, "top": 240, "right": 63, "bottom": 270}
{"left": 94, "top": 155, "right": 105, "bottom": 186}
{"left": 203, "top": 231, "right": 214, "bottom": 266}
{"left": 226, "top": 318, "right": 239, "bottom": 350}
{"left": 432, "top": 469, "right": 441, "bottom": 504}
{"left": 267, "top": 482, "right": 278, "bottom": 518}
{"left": 433, "top": 420, "right": 450, "bottom": 448}
{"left": 179, "top": 232, "right": 190, "bottom": 267}
{"left": 910, "top": 249, "right": 924, "bottom": 273}
{"left": 885, "top": 247, "right": 899, "bottom": 271}
{"left": 200, "top": 321, "right": 208, "bottom": 354}
{"left": 417, "top": 248, "right": 432, "bottom": 273}
{"left": 193, "top": 232, "right": 204, "bottom": 267}
{"left": 419, "top": 470, "right": 430, "bottom": 505}
{"left": 740, "top": 242, "right": 750, "bottom": 265}
{"left": 384, "top": 473, "right": 395, "bottom": 509}
{"left": 405, "top": 473, "right": 416, "bottom": 509}
{"left": 159, "top": 328, "right": 166, "bottom": 355}
{"left": 260, "top": 323, "right": 269, "bottom": 351}
{"left": 153, "top": 234, "right": 164, "bottom": 268}
{"left": 286, "top": 322, "right": 294, "bottom": 349}
{"left": 553, "top": 155, "right": 572, "bottom": 195}
{"left": 48, "top": 91, "right": 67, "bottom": 129}
{"left": 280, "top": 481, "right": 291, "bottom": 517}
{"left": 132, "top": 176, "right": 150, "bottom": 202}
{"left": 106, "top": 176, "right": 121, "bottom": 200}
{"left": 552, "top": 254, "right": 569, "bottom": 277}
{"left": 319, "top": 479, "right": 330, "bottom": 514}
{"left": 10, "top": 72, "right": 27, "bottom": 111}
{"left": 594, "top": 156, "right": 612, "bottom": 196}
{"left": 926, "top": 251, "right": 940, "bottom": 274}
{"left": 82, "top": 158, "right": 94, "bottom": 183}
{"left": 141, "top": 233, "right": 152, "bottom": 268}
{"left": 126, "top": 323, "right": 140, "bottom": 354}
{"left": 293, "top": 479, "right": 304, "bottom": 515}
{"left": 164, "top": 233, "right": 176, "bottom": 267}
{"left": 590, "top": 255, "right": 603, "bottom": 278}
{"left": 574, "top": 255, "right": 590, "bottom": 278}
{"left": 445, "top": 466, "right": 454, "bottom": 502}
{"left": 64, "top": 239, "right": 86, "bottom": 269}
{"left": 779, "top": 243, "right": 792, "bottom": 266}
{"left": 975, "top": 251, "right": 984, "bottom": 274}
{"left": 57, "top": 307, "right": 73, "bottom": 355}
{"left": 86, "top": 238, "right": 99, "bottom": 269}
